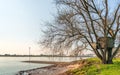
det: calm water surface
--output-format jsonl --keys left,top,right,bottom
{"left": 0, "top": 57, "right": 85, "bottom": 75}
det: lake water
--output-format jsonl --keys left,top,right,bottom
{"left": 0, "top": 57, "right": 85, "bottom": 75}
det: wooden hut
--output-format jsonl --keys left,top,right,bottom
{"left": 91, "top": 37, "right": 114, "bottom": 49}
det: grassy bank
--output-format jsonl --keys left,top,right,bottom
{"left": 65, "top": 58, "right": 120, "bottom": 75}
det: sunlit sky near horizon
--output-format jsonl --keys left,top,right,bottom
{"left": 0, "top": 0, "right": 56, "bottom": 55}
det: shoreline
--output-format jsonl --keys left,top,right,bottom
{"left": 17, "top": 60, "right": 84, "bottom": 75}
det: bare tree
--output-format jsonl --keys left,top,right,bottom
{"left": 40, "top": 0, "right": 120, "bottom": 64}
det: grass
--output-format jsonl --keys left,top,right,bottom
{"left": 66, "top": 58, "right": 120, "bottom": 75}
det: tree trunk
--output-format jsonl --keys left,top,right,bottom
{"left": 102, "top": 59, "right": 113, "bottom": 64}
{"left": 102, "top": 58, "right": 107, "bottom": 64}
{"left": 107, "top": 58, "right": 113, "bottom": 64}
{"left": 107, "top": 48, "right": 113, "bottom": 64}
{"left": 101, "top": 48, "right": 113, "bottom": 64}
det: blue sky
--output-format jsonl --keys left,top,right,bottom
{"left": 0, "top": 0, "right": 56, "bottom": 55}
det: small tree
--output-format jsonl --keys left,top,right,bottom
{"left": 41, "top": 0, "right": 120, "bottom": 64}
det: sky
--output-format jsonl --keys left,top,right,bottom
{"left": 0, "top": 0, "right": 119, "bottom": 55}
{"left": 0, "top": 0, "right": 56, "bottom": 55}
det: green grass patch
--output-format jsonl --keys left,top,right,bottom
{"left": 67, "top": 58, "right": 120, "bottom": 75}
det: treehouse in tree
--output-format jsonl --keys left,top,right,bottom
{"left": 97, "top": 37, "right": 114, "bottom": 49}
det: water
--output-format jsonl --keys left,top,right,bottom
{"left": 0, "top": 57, "right": 85, "bottom": 75}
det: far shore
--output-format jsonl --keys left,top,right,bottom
{"left": 0, "top": 55, "right": 93, "bottom": 57}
